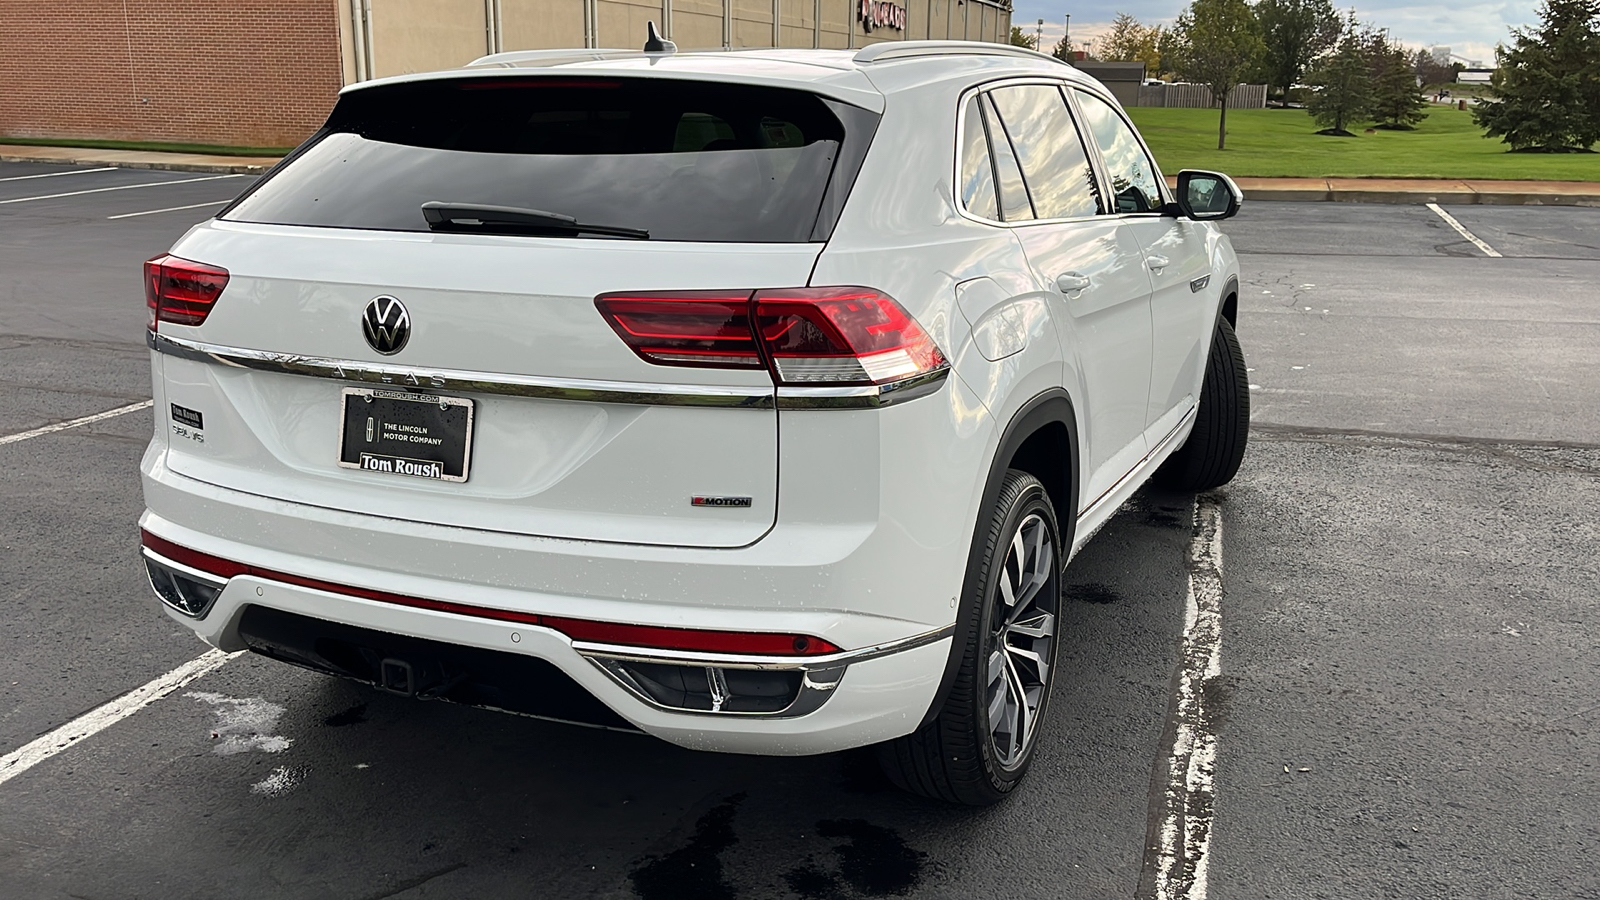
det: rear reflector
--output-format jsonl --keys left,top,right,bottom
{"left": 145, "top": 254, "right": 228, "bottom": 330}
{"left": 139, "top": 530, "right": 841, "bottom": 657}
{"left": 594, "top": 287, "right": 946, "bottom": 386}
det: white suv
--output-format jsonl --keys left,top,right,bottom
{"left": 139, "top": 38, "right": 1247, "bottom": 805}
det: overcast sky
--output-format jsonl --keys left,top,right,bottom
{"left": 1009, "top": 0, "right": 1539, "bottom": 66}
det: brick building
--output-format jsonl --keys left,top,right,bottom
{"left": 0, "top": 0, "right": 1011, "bottom": 149}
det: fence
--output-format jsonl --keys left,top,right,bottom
{"left": 1137, "top": 83, "right": 1267, "bottom": 109}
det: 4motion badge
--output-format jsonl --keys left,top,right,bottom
{"left": 692, "top": 496, "right": 753, "bottom": 508}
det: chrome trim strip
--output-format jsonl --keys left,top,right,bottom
{"left": 150, "top": 331, "right": 950, "bottom": 411}
{"left": 141, "top": 547, "right": 229, "bottom": 588}
{"left": 573, "top": 622, "right": 956, "bottom": 672}
{"left": 1076, "top": 405, "right": 1198, "bottom": 527}
{"left": 149, "top": 330, "right": 773, "bottom": 409}
{"left": 774, "top": 366, "right": 950, "bottom": 410}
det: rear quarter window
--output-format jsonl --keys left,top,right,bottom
{"left": 223, "top": 78, "right": 878, "bottom": 243}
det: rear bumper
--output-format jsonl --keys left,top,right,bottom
{"left": 140, "top": 447, "right": 956, "bottom": 755}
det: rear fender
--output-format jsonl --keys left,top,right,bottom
{"left": 919, "top": 389, "right": 1079, "bottom": 728}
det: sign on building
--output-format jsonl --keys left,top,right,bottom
{"left": 860, "top": 0, "right": 907, "bottom": 32}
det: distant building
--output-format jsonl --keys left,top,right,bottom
{"left": 1072, "top": 61, "right": 1146, "bottom": 107}
{"left": 0, "top": 0, "right": 1008, "bottom": 149}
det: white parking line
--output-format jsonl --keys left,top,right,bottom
{"left": 1152, "top": 497, "right": 1225, "bottom": 900}
{"left": 0, "top": 400, "right": 153, "bottom": 445}
{"left": 0, "top": 650, "right": 239, "bottom": 788}
{"left": 108, "top": 199, "right": 233, "bottom": 220}
{"left": 0, "top": 166, "right": 118, "bottom": 183}
{"left": 0, "top": 174, "right": 247, "bottom": 206}
{"left": 1426, "top": 203, "right": 1503, "bottom": 258}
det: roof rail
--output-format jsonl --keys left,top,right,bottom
{"left": 852, "top": 40, "right": 1073, "bottom": 68}
{"left": 466, "top": 48, "right": 644, "bottom": 68}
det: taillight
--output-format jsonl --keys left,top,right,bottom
{"left": 594, "top": 287, "right": 946, "bottom": 386}
{"left": 145, "top": 254, "right": 229, "bottom": 330}
{"left": 594, "top": 292, "right": 763, "bottom": 369}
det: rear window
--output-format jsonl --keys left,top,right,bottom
{"left": 223, "top": 77, "right": 878, "bottom": 243}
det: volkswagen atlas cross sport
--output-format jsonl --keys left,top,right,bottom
{"left": 139, "top": 35, "right": 1248, "bottom": 805}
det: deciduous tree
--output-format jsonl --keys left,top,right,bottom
{"left": 1412, "top": 48, "right": 1456, "bottom": 87}
{"left": 1171, "top": 0, "right": 1266, "bottom": 149}
{"left": 1098, "top": 12, "right": 1164, "bottom": 74}
{"left": 1473, "top": 0, "right": 1600, "bottom": 151}
{"left": 1256, "top": 0, "right": 1342, "bottom": 101}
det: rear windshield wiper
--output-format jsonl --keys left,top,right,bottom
{"left": 421, "top": 201, "right": 649, "bottom": 239}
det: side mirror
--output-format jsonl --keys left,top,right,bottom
{"left": 1175, "top": 170, "right": 1242, "bottom": 221}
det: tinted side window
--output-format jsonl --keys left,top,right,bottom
{"left": 1074, "top": 91, "right": 1164, "bottom": 214}
{"left": 987, "top": 85, "right": 1101, "bottom": 220}
{"left": 958, "top": 96, "right": 999, "bottom": 220}
{"left": 980, "top": 94, "right": 1034, "bottom": 222}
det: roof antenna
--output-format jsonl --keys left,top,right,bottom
{"left": 644, "top": 22, "right": 676, "bottom": 54}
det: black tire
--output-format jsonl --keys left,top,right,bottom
{"left": 1156, "top": 317, "right": 1249, "bottom": 491}
{"left": 876, "top": 470, "right": 1062, "bottom": 806}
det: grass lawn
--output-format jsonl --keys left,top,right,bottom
{"left": 1128, "top": 106, "right": 1600, "bottom": 182}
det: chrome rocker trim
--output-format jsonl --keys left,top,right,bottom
{"left": 577, "top": 623, "right": 956, "bottom": 719}
{"left": 148, "top": 331, "right": 949, "bottom": 411}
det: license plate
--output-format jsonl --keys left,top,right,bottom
{"left": 338, "top": 388, "right": 474, "bottom": 483}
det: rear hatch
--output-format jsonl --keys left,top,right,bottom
{"left": 152, "top": 75, "right": 878, "bottom": 548}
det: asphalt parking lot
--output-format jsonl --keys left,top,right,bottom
{"left": 0, "top": 162, "right": 1596, "bottom": 899}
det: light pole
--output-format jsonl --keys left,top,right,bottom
{"left": 1035, "top": 18, "right": 1043, "bottom": 51}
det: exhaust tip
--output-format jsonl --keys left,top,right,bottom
{"left": 600, "top": 659, "right": 810, "bottom": 714}
{"left": 143, "top": 554, "right": 225, "bottom": 618}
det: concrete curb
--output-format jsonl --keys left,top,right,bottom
{"left": 0, "top": 147, "right": 278, "bottom": 176}
{"left": 1230, "top": 177, "right": 1600, "bottom": 207}
{"left": 1246, "top": 188, "right": 1600, "bottom": 207}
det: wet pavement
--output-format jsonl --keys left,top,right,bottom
{"left": 0, "top": 165, "right": 1596, "bottom": 898}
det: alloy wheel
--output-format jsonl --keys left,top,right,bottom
{"left": 985, "top": 512, "right": 1058, "bottom": 769}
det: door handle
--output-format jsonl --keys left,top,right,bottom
{"left": 1145, "top": 255, "right": 1170, "bottom": 272}
{"left": 1055, "top": 272, "right": 1091, "bottom": 294}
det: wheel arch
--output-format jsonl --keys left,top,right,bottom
{"left": 918, "top": 389, "right": 1080, "bottom": 728}
{"left": 1219, "top": 274, "right": 1239, "bottom": 327}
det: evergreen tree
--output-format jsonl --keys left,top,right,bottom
{"left": 1009, "top": 26, "right": 1038, "bottom": 50}
{"left": 1473, "top": 0, "right": 1600, "bottom": 150}
{"left": 1171, "top": 0, "right": 1266, "bottom": 149}
{"left": 1256, "top": 0, "right": 1342, "bottom": 101}
{"left": 1050, "top": 34, "right": 1074, "bottom": 62}
{"left": 1305, "top": 18, "right": 1374, "bottom": 135}
{"left": 1369, "top": 39, "right": 1429, "bottom": 128}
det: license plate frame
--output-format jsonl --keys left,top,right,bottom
{"left": 337, "top": 387, "right": 475, "bottom": 483}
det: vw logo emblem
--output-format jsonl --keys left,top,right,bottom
{"left": 362, "top": 296, "right": 410, "bottom": 355}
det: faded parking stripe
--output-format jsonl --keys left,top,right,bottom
{"left": 0, "top": 400, "right": 153, "bottom": 445}
{"left": 1427, "top": 203, "right": 1503, "bottom": 258}
{"left": 0, "top": 650, "right": 240, "bottom": 788}
{"left": 0, "top": 166, "right": 118, "bottom": 183}
{"left": 0, "top": 174, "right": 247, "bottom": 206}
{"left": 1140, "top": 497, "right": 1225, "bottom": 900}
